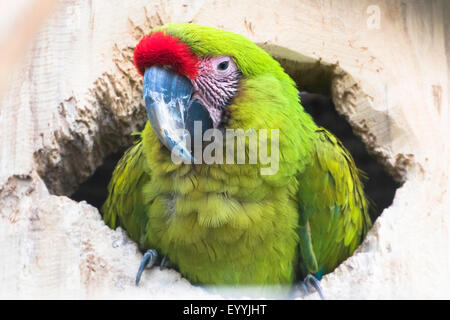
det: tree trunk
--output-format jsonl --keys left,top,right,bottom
{"left": 0, "top": 0, "right": 448, "bottom": 298}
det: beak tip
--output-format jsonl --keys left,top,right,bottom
{"left": 172, "top": 143, "right": 195, "bottom": 164}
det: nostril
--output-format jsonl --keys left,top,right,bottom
{"left": 161, "top": 65, "right": 174, "bottom": 72}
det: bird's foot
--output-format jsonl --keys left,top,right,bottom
{"left": 299, "top": 274, "right": 326, "bottom": 300}
{"left": 135, "top": 249, "right": 170, "bottom": 286}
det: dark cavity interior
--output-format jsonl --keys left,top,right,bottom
{"left": 71, "top": 148, "right": 127, "bottom": 210}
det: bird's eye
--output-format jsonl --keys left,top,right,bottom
{"left": 217, "top": 60, "right": 229, "bottom": 71}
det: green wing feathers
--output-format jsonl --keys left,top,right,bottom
{"left": 101, "top": 136, "right": 151, "bottom": 246}
{"left": 297, "top": 128, "right": 372, "bottom": 276}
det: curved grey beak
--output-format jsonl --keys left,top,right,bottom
{"left": 143, "top": 66, "right": 213, "bottom": 163}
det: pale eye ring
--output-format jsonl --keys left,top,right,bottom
{"left": 217, "top": 60, "right": 229, "bottom": 71}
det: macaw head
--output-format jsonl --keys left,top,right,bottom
{"left": 133, "top": 23, "right": 304, "bottom": 163}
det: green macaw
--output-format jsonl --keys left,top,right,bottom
{"left": 102, "top": 23, "right": 371, "bottom": 297}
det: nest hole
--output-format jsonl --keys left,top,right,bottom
{"left": 70, "top": 55, "right": 400, "bottom": 223}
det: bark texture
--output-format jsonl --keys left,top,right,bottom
{"left": 0, "top": 0, "right": 448, "bottom": 299}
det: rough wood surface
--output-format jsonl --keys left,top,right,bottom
{"left": 0, "top": 0, "right": 448, "bottom": 298}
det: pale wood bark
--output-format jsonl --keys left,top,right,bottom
{"left": 0, "top": 0, "right": 448, "bottom": 298}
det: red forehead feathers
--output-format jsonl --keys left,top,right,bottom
{"left": 133, "top": 32, "right": 199, "bottom": 80}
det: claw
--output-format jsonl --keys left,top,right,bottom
{"left": 303, "top": 274, "right": 326, "bottom": 300}
{"left": 135, "top": 249, "right": 158, "bottom": 286}
{"left": 160, "top": 255, "right": 168, "bottom": 270}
